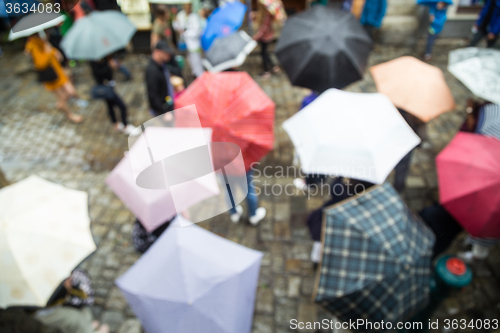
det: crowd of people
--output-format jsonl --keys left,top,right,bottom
{"left": 1, "top": 0, "right": 500, "bottom": 331}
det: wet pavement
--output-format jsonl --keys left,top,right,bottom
{"left": 0, "top": 37, "right": 499, "bottom": 333}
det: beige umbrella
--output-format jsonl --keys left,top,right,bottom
{"left": 0, "top": 176, "right": 96, "bottom": 308}
{"left": 370, "top": 56, "right": 456, "bottom": 122}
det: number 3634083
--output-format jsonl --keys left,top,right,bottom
{"left": 6, "top": 2, "right": 61, "bottom": 14}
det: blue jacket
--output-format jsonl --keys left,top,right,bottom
{"left": 360, "top": 0, "right": 387, "bottom": 28}
{"left": 429, "top": 3, "right": 448, "bottom": 34}
{"left": 477, "top": 0, "right": 500, "bottom": 34}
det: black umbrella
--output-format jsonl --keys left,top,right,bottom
{"left": 275, "top": 6, "right": 372, "bottom": 92}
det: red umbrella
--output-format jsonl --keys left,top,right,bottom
{"left": 436, "top": 132, "right": 500, "bottom": 238}
{"left": 174, "top": 72, "right": 275, "bottom": 172}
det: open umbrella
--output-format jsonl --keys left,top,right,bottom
{"left": 370, "top": 56, "right": 456, "bottom": 122}
{"left": 201, "top": 1, "right": 246, "bottom": 51}
{"left": 106, "top": 127, "right": 220, "bottom": 232}
{"left": 116, "top": 216, "right": 263, "bottom": 333}
{"left": 476, "top": 103, "right": 500, "bottom": 140}
{"left": 436, "top": 132, "right": 500, "bottom": 238}
{"left": 8, "top": 13, "right": 65, "bottom": 41}
{"left": 448, "top": 47, "right": 500, "bottom": 105}
{"left": 175, "top": 72, "right": 275, "bottom": 172}
{"left": 0, "top": 175, "right": 96, "bottom": 308}
{"left": 202, "top": 31, "right": 257, "bottom": 73}
{"left": 275, "top": 6, "right": 372, "bottom": 92}
{"left": 61, "top": 10, "right": 136, "bottom": 60}
{"left": 314, "top": 183, "right": 435, "bottom": 328}
{"left": 282, "top": 89, "right": 421, "bottom": 184}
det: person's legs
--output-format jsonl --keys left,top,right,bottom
{"left": 394, "top": 149, "right": 414, "bottom": 193}
{"left": 53, "top": 87, "right": 83, "bottom": 123}
{"left": 425, "top": 31, "right": 438, "bottom": 57}
{"left": 469, "top": 27, "right": 487, "bottom": 46}
{"left": 36, "top": 306, "right": 95, "bottom": 333}
{"left": 188, "top": 51, "right": 204, "bottom": 77}
{"left": 111, "top": 91, "right": 128, "bottom": 126}
{"left": 260, "top": 41, "right": 272, "bottom": 73}
{"left": 486, "top": 34, "right": 499, "bottom": 47}
{"left": 246, "top": 170, "right": 258, "bottom": 217}
{"left": 105, "top": 98, "right": 118, "bottom": 124}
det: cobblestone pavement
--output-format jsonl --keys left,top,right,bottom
{"left": 0, "top": 37, "right": 499, "bottom": 333}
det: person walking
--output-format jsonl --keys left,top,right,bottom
{"left": 90, "top": 57, "right": 136, "bottom": 134}
{"left": 151, "top": 6, "right": 175, "bottom": 50}
{"left": 470, "top": 0, "right": 500, "bottom": 47}
{"left": 360, "top": 0, "right": 387, "bottom": 39}
{"left": 145, "top": 41, "right": 176, "bottom": 117}
{"left": 25, "top": 34, "right": 84, "bottom": 123}
{"left": 229, "top": 170, "right": 267, "bottom": 226}
{"left": 173, "top": 3, "right": 204, "bottom": 78}
{"left": 253, "top": 3, "right": 280, "bottom": 79}
{"left": 423, "top": 1, "right": 449, "bottom": 60}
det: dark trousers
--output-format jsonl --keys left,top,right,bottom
{"left": 425, "top": 31, "right": 439, "bottom": 55}
{"left": 394, "top": 149, "right": 414, "bottom": 193}
{"left": 105, "top": 91, "right": 128, "bottom": 125}
{"left": 470, "top": 27, "right": 499, "bottom": 47}
{"left": 260, "top": 41, "right": 274, "bottom": 73}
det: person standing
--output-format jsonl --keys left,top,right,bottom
{"left": 229, "top": 170, "right": 267, "bottom": 226}
{"left": 174, "top": 3, "right": 204, "bottom": 78}
{"left": 253, "top": 3, "right": 280, "bottom": 79}
{"left": 470, "top": 0, "right": 500, "bottom": 47}
{"left": 90, "top": 57, "right": 136, "bottom": 135}
{"left": 360, "top": 0, "right": 387, "bottom": 39}
{"left": 423, "top": 1, "right": 449, "bottom": 60}
{"left": 151, "top": 6, "right": 175, "bottom": 50}
{"left": 24, "top": 34, "right": 84, "bottom": 123}
{"left": 145, "top": 41, "right": 176, "bottom": 117}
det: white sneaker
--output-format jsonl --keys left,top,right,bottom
{"left": 230, "top": 205, "right": 243, "bottom": 223}
{"left": 293, "top": 178, "right": 307, "bottom": 190}
{"left": 114, "top": 122, "right": 124, "bottom": 132}
{"left": 123, "top": 124, "right": 139, "bottom": 136}
{"left": 249, "top": 207, "right": 266, "bottom": 226}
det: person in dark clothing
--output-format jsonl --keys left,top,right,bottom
{"left": 131, "top": 217, "right": 173, "bottom": 253}
{"left": 145, "top": 41, "right": 179, "bottom": 118}
{"left": 90, "top": 57, "right": 136, "bottom": 135}
{"left": 394, "top": 108, "right": 427, "bottom": 193}
{"left": 419, "top": 204, "right": 463, "bottom": 259}
{"left": 306, "top": 177, "right": 375, "bottom": 264}
{"left": 470, "top": 0, "right": 500, "bottom": 47}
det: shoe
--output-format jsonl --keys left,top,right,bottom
{"left": 122, "top": 124, "right": 139, "bottom": 136}
{"left": 259, "top": 72, "right": 271, "bottom": 80}
{"left": 293, "top": 178, "right": 307, "bottom": 190}
{"left": 249, "top": 207, "right": 266, "bottom": 226}
{"left": 230, "top": 205, "right": 243, "bottom": 223}
{"left": 457, "top": 251, "right": 474, "bottom": 263}
{"left": 423, "top": 54, "right": 432, "bottom": 61}
{"left": 67, "top": 113, "right": 84, "bottom": 123}
{"left": 272, "top": 66, "right": 281, "bottom": 74}
{"left": 114, "top": 122, "right": 124, "bottom": 132}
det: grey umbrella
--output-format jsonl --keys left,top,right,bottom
{"left": 202, "top": 31, "right": 257, "bottom": 73}
{"left": 275, "top": 6, "right": 372, "bottom": 92}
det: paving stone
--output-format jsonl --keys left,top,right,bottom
{"left": 297, "top": 303, "right": 318, "bottom": 333}
{"left": 106, "top": 287, "right": 128, "bottom": 311}
{"left": 287, "top": 276, "right": 302, "bottom": 298}
{"left": 118, "top": 319, "right": 142, "bottom": 333}
{"left": 100, "top": 310, "right": 126, "bottom": 332}
{"left": 253, "top": 315, "right": 275, "bottom": 333}
{"left": 256, "top": 288, "right": 275, "bottom": 315}
{"left": 274, "top": 275, "right": 287, "bottom": 298}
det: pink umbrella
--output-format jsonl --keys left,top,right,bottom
{"left": 436, "top": 132, "right": 500, "bottom": 238}
{"left": 106, "top": 127, "right": 219, "bottom": 232}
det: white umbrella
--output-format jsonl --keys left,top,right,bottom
{"left": 448, "top": 47, "right": 500, "bottom": 105}
{"left": 282, "top": 89, "right": 421, "bottom": 184}
{"left": 116, "top": 216, "right": 262, "bottom": 333}
{"left": 61, "top": 10, "right": 136, "bottom": 60}
{"left": 0, "top": 176, "right": 96, "bottom": 308}
{"left": 8, "top": 13, "right": 65, "bottom": 41}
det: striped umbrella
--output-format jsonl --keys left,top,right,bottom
{"left": 314, "top": 183, "right": 435, "bottom": 329}
{"left": 477, "top": 103, "right": 500, "bottom": 141}
{"left": 174, "top": 72, "right": 275, "bottom": 172}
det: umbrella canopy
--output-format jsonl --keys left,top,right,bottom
{"left": 282, "top": 89, "right": 421, "bottom": 184}
{"left": 8, "top": 13, "right": 65, "bottom": 40}
{"left": 314, "top": 183, "right": 435, "bottom": 327}
{"left": 0, "top": 175, "right": 96, "bottom": 308}
{"left": 175, "top": 72, "right": 275, "bottom": 172}
{"left": 258, "top": 0, "right": 287, "bottom": 23}
{"left": 202, "top": 31, "right": 257, "bottom": 73}
{"left": 116, "top": 216, "right": 263, "bottom": 333}
{"left": 448, "top": 47, "right": 500, "bottom": 105}
{"left": 106, "top": 127, "right": 219, "bottom": 232}
{"left": 477, "top": 103, "right": 500, "bottom": 140}
{"left": 201, "top": 1, "right": 246, "bottom": 51}
{"left": 436, "top": 132, "right": 500, "bottom": 238}
{"left": 60, "top": 10, "right": 136, "bottom": 60}
{"left": 370, "top": 56, "right": 456, "bottom": 122}
{"left": 275, "top": 6, "right": 372, "bottom": 92}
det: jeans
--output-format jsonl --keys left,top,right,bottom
{"left": 394, "top": 149, "right": 414, "bottom": 193}
{"left": 105, "top": 90, "right": 128, "bottom": 125}
{"left": 229, "top": 170, "right": 258, "bottom": 217}
{"left": 470, "top": 27, "right": 498, "bottom": 48}
{"left": 425, "top": 31, "right": 439, "bottom": 55}
{"left": 260, "top": 41, "right": 275, "bottom": 73}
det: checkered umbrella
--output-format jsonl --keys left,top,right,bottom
{"left": 313, "top": 183, "right": 435, "bottom": 329}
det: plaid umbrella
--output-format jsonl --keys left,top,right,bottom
{"left": 258, "top": 0, "right": 287, "bottom": 23}
{"left": 313, "top": 183, "right": 435, "bottom": 329}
